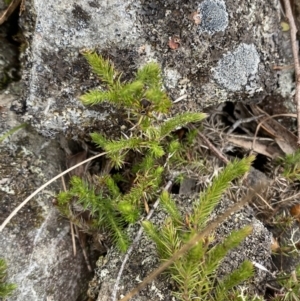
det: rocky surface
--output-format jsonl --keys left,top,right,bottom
{"left": 17, "top": 0, "right": 291, "bottom": 138}
{"left": 0, "top": 84, "right": 91, "bottom": 301}
{"left": 0, "top": 0, "right": 295, "bottom": 300}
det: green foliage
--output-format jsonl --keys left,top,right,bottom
{"left": 57, "top": 175, "right": 130, "bottom": 252}
{"left": 280, "top": 149, "right": 300, "bottom": 181}
{"left": 80, "top": 52, "right": 172, "bottom": 114}
{"left": 57, "top": 53, "right": 206, "bottom": 253}
{"left": 143, "top": 157, "right": 255, "bottom": 301}
{"left": 0, "top": 258, "right": 16, "bottom": 299}
{"left": 271, "top": 265, "right": 300, "bottom": 301}
{"left": 57, "top": 53, "right": 260, "bottom": 298}
{"left": 192, "top": 156, "right": 255, "bottom": 230}
{"left": 82, "top": 52, "right": 115, "bottom": 87}
{"left": 0, "top": 124, "right": 27, "bottom": 144}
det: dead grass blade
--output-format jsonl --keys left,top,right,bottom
{"left": 0, "top": 151, "right": 107, "bottom": 232}
{"left": 250, "top": 111, "right": 298, "bottom": 155}
{"left": 227, "top": 135, "right": 283, "bottom": 159}
{"left": 0, "top": 0, "right": 21, "bottom": 25}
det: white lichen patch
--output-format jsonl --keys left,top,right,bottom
{"left": 100, "top": 268, "right": 109, "bottom": 278}
{"left": 163, "top": 68, "right": 182, "bottom": 90}
{"left": 1, "top": 187, "right": 15, "bottom": 195}
{"left": 198, "top": 0, "right": 228, "bottom": 34}
{"left": 213, "top": 43, "right": 260, "bottom": 92}
{"left": 37, "top": 107, "right": 111, "bottom": 137}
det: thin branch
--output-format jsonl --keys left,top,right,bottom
{"left": 173, "top": 94, "right": 187, "bottom": 103}
{"left": 274, "top": 191, "right": 300, "bottom": 204}
{"left": 61, "top": 174, "right": 77, "bottom": 257}
{"left": 119, "top": 185, "right": 264, "bottom": 301}
{"left": 0, "top": 151, "right": 107, "bottom": 232}
{"left": 111, "top": 180, "right": 173, "bottom": 301}
{"left": 0, "top": 0, "right": 21, "bottom": 25}
{"left": 282, "top": 0, "right": 300, "bottom": 145}
{"left": 70, "top": 221, "right": 77, "bottom": 257}
{"left": 227, "top": 115, "right": 264, "bottom": 134}
{"left": 20, "top": 0, "right": 26, "bottom": 15}
{"left": 74, "top": 226, "right": 92, "bottom": 272}
{"left": 196, "top": 129, "right": 229, "bottom": 164}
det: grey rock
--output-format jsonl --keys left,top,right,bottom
{"left": 19, "top": 0, "right": 288, "bottom": 138}
{"left": 211, "top": 198, "right": 272, "bottom": 295}
{"left": 0, "top": 85, "right": 90, "bottom": 301}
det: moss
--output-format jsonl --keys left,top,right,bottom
{"left": 0, "top": 258, "right": 16, "bottom": 299}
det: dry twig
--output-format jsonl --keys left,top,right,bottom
{"left": 74, "top": 226, "right": 92, "bottom": 272}
{"left": 282, "top": 0, "right": 300, "bottom": 145}
{"left": 196, "top": 130, "right": 229, "bottom": 164}
{"left": 0, "top": 0, "right": 21, "bottom": 25}
{"left": 0, "top": 151, "right": 107, "bottom": 232}
{"left": 61, "top": 174, "right": 77, "bottom": 257}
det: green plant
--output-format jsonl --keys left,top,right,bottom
{"left": 57, "top": 53, "right": 264, "bottom": 300}
{"left": 57, "top": 52, "right": 206, "bottom": 252}
{"left": 143, "top": 156, "right": 257, "bottom": 301}
{"left": 270, "top": 265, "right": 300, "bottom": 301}
{"left": 278, "top": 149, "right": 300, "bottom": 182}
{"left": 0, "top": 258, "right": 16, "bottom": 299}
{"left": 0, "top": 124, "right": 27, "bottom": 144}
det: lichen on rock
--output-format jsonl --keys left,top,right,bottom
{"left": 198, "top": 0, "right": 229, "bottom": 35}
{"left": 18, "top": 0, "right": 288, "bottom": 138}
{"left": 213, "top": 43, "right": 260, "bottom": 92}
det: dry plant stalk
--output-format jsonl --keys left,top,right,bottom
{"left": 0, "top": 0, "right": 21, "bottom": 25}
{"left": 60, "top": 174, "right": 77, "bottom": 257}
{"left": 282, "top": 0, "right": 300, "bottom": 145}
{"left": 195, "top": 127, "right": 229, "bottom": 164}
{"left": 119, "top": 185, "right": 264, "bottom": 301}
{"left": 0, "top": 151, "right": 107, "bottom": 232}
